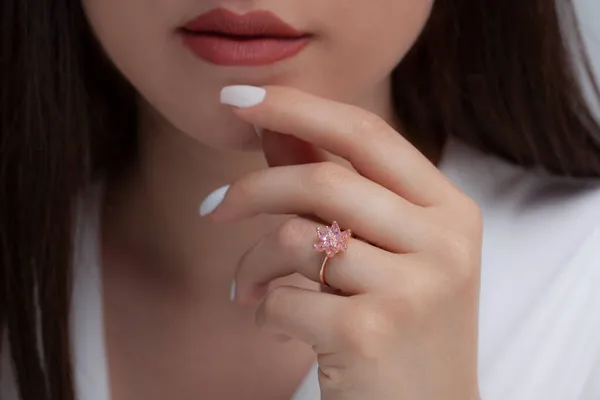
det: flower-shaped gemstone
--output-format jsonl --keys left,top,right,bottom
{"left": 313, "top": 221, "right": 352, "bottom": 258}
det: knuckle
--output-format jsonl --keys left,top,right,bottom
{"left": 432, "top": 196, "right": 483, "bottom": 285}
{"left": 438, "top": 228, "right": 476, "bottom": 266}
{"left": 304, "top": 162, "right": 348, "bottom": 192}
{"left": 346, "top": 111, "right": 394, "bottom": 153}
{"left": 261, "top": 286, "right": 288, "bottom": 322}
{"left": 435, "top": 229, "right": 480, "bottom": 287}
{"left": 336, "top": 301, "right": 395, "bottom": 357}
{"left": 352, "top": 109, "right": 388, "bottom": 136}
{"left": 276, "top": 217, "right": 311, "bottom": 254}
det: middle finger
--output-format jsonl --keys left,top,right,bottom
{"left": 207, "top": 162, "right": 436, "bottom": 253}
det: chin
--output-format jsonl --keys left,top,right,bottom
{"left": 141, "top": 98, "right": 262, "bottom": 153}
{"left": 212, "top": 131, "right": 262, "bottom": 152}
{"left": 190, "top": 121, "right": 262, "bottom": 152}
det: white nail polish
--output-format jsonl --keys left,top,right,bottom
{"left": 199, "top": 185, "right": 230, "bottom": 217}
{"left": 229, "top": 280, "right": 236, "bottom": 302}
{"left": 220, "top": 85, "right": 266, "bottom": 108}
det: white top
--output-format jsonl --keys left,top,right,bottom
{"left": 3, "top": 136, "right": 600, "bottom": 400}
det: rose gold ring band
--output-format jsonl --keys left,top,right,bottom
{"left": 319, "top": 254, "right": 331, "bottom": 287}
{"left": 313, "top": 221, "right": 352, "bottom": 288}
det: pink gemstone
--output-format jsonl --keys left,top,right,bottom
{"left": 314, "top": 221, "right": 351, "bottom": 258}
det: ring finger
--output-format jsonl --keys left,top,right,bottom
{"left": 234, "top": 216, "right": 398, "bottom": 304}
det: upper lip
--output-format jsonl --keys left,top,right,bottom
{"left": 181, "top": 8, "right": 307, "bottom": 38}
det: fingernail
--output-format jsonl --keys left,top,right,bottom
{"left": 199, "top": 184, "right": 230, "bottom": 217}
{"left": 220, "top": 85, "right": 266, "bottom": 108}
{"left": 229, "top": 279, "right": 236, "bottom": 302}
{"left": 253, "top": 125, "right": 262, "bottom": 138}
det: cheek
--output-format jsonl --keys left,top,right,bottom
{"left": 82, "top": 0, "right": 255, "bottom": 149}
{"left": 82, "top": 0, "right": 177, "bottom": 84}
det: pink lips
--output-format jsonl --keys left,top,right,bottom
{"left": 180, "top": 8, "right": 311, "bottom": 66}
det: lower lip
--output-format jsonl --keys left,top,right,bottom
{"left": 181, "top": 32, "right": 310, "bottom": 66}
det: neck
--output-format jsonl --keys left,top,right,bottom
{"left": 101, "top": 77, "right": 422, "bottom": 299}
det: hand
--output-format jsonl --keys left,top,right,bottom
{"left": 207, "top": 86, "right": 482, "bottom": 400}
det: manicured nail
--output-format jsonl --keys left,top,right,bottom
{"left": 229, "top": 279, "right": 236, "bottom": 302}
{"left": 220, "top": 85, "right": 266, "bottom": 108}
{"left": 199, "top": 185, "right": 230, "bottom": 217}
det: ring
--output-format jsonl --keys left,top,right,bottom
{"left": 313, "top": 221, "right": 352, "bottom": 287}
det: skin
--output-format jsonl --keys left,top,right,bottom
{"left": 82, "top": 0, "right": 481, "bottom": 398}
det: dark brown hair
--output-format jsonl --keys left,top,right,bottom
{"left": 1, "top": 0, "right": 599, "bottom": 399}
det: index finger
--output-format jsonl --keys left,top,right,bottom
{"left": 220, "top": 85, "right": 460, "bottom": 207}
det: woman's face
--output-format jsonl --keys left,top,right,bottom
{"left": 82, "top": 0, "right": 434, "bottom": 150}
